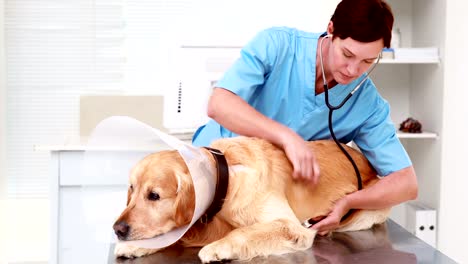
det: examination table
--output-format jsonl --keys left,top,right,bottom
{"left": 108, "top": 220, "right": 456, "bottom": 264}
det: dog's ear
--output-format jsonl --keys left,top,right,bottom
{"left": 126, "top": 187, "right": 131, "bottom": 206}
{"left": 173, "top": 172, "right": 195, "bottom": 226}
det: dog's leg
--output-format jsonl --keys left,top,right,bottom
{"left": 198, "top": 219, "right": 316, "bottom": 263}
{"left": 114, "top": 243, "right": 160, "bottom": 259}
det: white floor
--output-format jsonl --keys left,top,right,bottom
{"left": 0, "top": 199, "right": 49, "bottom": 264}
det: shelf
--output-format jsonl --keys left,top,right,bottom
{"left": 397, "top": 131, "right": 438, "bottom": 139}
{"left": 380, "top": 47, "right": 439, "bottom": 64}
{"left": 380, "top": 58, "right": 440, "bottom": 64}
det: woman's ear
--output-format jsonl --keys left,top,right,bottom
{"left": 327, "top": 21, "right": 334, "bottom": 37}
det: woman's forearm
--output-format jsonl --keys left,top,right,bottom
{"left": 207, "top": 87, "right": 297, "bottom": 146}
{"left": 344, "top": 166, "right": 418, "bottom": 210}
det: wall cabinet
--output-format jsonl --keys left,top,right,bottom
{"left": 371, "top": 0, "right": 445, "bottom": 249}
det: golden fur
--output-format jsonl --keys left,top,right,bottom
{"left": 113, "top": 137, "right": 390, "bottom": 262}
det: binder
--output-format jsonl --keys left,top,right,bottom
{"left": 406, "top": 202, "right": 437, "bottom": 247}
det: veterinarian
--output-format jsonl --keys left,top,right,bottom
{"left": 192, "top": 0, "right": 418, "bottom": 235}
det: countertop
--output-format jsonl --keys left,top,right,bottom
{"left": 108, "top": 220, "right": 457, "bottom": 264}
{"left": 34, "top": 131, "right": 194, "bottom": 151}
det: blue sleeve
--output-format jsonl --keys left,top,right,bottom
{"left": 216, "top": 28, "right": 278, "bottom": 100}
{"left": 354, "top": 98, "right": 412, "bottom": 176}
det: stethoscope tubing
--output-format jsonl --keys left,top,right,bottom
{"left": 303, "top": 34, "right": 382, "bottom": 227}
{"left": 319, "top": 34, "right": 381, "bottom": 192}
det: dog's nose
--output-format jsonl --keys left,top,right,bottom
{"left": 113, "top": 220, "right": 130, "bottom": 240}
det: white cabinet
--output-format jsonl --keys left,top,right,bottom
{"left": 49, "top": 145, "right": 180, "bottom": 264}
{"left": 50, "top": 150, "right": 123, "bottom": 264}
{"left": 47, "top": 135, "right": 193, "bottom": 264}
{"left": 58, "top": 187, "right": 117, "bottom": 263}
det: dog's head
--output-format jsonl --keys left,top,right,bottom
{"left": 113, "top": 150, "right": 195, "bottom": 241}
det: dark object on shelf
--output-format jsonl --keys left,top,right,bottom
{"left": 399, "top": 117, "right": 422, "bottom": 133}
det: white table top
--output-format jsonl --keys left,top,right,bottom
{"left": 34, "top": 133, "right": 194, "bottom": 151}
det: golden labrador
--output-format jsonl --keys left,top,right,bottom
{"left": 113, "top": 137, "right": 390, "bottom": 262}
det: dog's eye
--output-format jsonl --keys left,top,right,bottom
{"left": 148, "top": 192, "right": 160, "bottom": 201}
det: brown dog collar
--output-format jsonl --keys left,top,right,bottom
{"left": 199, "top": 147, "right": 229, "bottom": 224}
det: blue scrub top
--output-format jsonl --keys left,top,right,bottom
{"left": 192, "top": 27, "right": 411, "bottom": 176}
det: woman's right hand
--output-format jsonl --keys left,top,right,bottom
{"left": 280, "top": 131, "right": 321, "bottom": 185}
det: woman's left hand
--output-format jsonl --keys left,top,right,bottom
{"left": 311, "top": 197, "right": 350, "bottom": 236}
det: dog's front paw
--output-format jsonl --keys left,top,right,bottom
{"left": 198, "top": 240, "right": 240, "bottom": 263}
{"left": 114, "top": 242, "right": 159, "bottom": 259}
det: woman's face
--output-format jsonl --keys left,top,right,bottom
{"left": 328, "top": 37, "right": 384, "bottom": 85}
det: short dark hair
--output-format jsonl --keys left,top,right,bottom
{"left": 330, "top": 0, "right": 394, "bottom": 48}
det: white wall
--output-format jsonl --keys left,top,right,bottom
{"left": 0, "top": 1, "right": 7, "bottom": 261}
{"left": 439, "top": 0, "right": 468, "bottom": 262}
{"left": 177, "top": 0, "right": 340, "bottom": 45}
{"left": 124, "top": 0, "right": 341, "bottom": 95}
{"left": 0, "top": 0, "right": 6, "bottom": 200}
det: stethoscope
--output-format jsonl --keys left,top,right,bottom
{"left": 319, "top": 34, "right": 381, "bottom": 111}
{"left": 302, "top": 34, "right": 381, "bottom": 228}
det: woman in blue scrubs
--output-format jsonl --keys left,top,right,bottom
{"left": 192, "top": 0, "right": 418, "bottom": 235}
